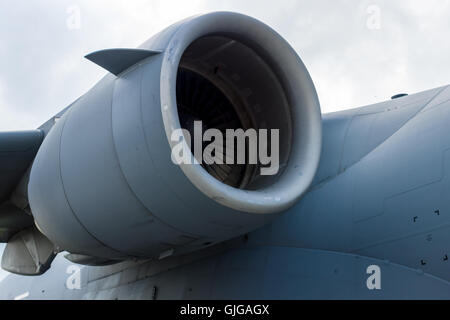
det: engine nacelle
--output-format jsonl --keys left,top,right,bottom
{"left": 28, "top": 12, "right": 322, "bottom": 260}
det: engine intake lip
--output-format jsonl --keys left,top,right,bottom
{"left": 160, "top": 12, "right": 322, "bottom": 214}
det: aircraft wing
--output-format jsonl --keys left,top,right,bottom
{"left": 0, "top": 130, "right": 43, "bottom": 242}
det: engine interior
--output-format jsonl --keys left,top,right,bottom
{"left": 177, "top": 35, "right": 293, "bottom": 190}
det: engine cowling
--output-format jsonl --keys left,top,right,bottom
{"left": 28, "top": 12, "right": 322, "bottom": 260}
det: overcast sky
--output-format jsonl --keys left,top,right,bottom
{"left": 0, "top": 0, "right": 449, "bottom": 131}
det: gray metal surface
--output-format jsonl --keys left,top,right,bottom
{"left": 27, "top": 12, "right": 322, "bottom": 261}
{"left": 0, "top": 202, "right": 33, "bottom": 242}
{"left": 85, "top": 48, "right": 161, "bottom": 76}
{"left": 1, "top": 85, "right": 449, "bottom": 299}
{"left": 1, "top": 227, "right": 55, "bottom": 275}
{"left": 1, "top": 245, "right": 450, "bottom": 300}
{"left": 0, "top": 130, "right": 43, "bottom": 204}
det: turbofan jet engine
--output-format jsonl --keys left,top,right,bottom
{"left": 28, "top": 12, "right": 322, "bottom": 260}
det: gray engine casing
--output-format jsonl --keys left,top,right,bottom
{"left": 28, "top": 12, "right": 322, "bottom": 259}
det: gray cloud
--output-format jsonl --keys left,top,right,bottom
{"left": 0, "top": 0, "right": 449, "bottom": 130}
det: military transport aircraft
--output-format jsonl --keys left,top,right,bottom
{"left": 1, "top": 11, "right": 450, "bottom": 300}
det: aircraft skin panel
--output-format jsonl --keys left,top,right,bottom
{"left": 84, "top": 48, "right": 162, "bottom": 76}
{"left": 312, "top": 86, "right": 446, "bottom": 187}
{"left": 2, "top": 86, "right": 450, "bottom": 299}
{"left": 248, "top": 85, "right": 450, "bottom": 284}
{"left": 0, "top": 130, "right": 43, "bottom": 204}
{"left": 0, "top": 246, "right": 450, "bottom": 300}
{"left": 1, "top": 86, "right": 450, "bottom": 298}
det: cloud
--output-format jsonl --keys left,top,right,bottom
{"left": 0, "top": 0, "right": 449, "bottom": 130}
